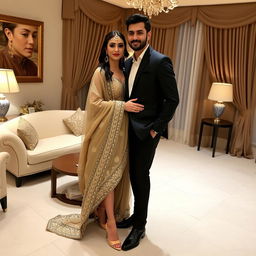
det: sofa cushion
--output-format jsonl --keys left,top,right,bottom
{"left": 63, "top": 108, "right": 84, "bottom": 136}
{"left": 17, "top": 117, "right": 39, "bottom": 150}
{"left": 27, "top": 134, "right": 82, "bottom": 164}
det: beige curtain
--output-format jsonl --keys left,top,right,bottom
{"left": 189, "top": 55, "right": 213, "bottom": 146}
{"left": 197, "top": 4, "right": 256, "bottom": 28}
{"left": 124, "top": 8, "right": 191, "bottom": 60}
{"left": 61, "top": 0, "right": 124, "bottom": 109}
{"left": 200, "top": 7, "right": 256, "bottom": 158}
{"left": 61, "top": 1, "right": 256, "bottom": 157}
{"left": 150, "top": 26, "right": 179, "bottom": 61}
{"left": 169, "top": 21, "right": 205, "bottom": 144}
{"left": 150, "top": 6, "right": 197, "bottom": 60}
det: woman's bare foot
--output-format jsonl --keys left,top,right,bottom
{"left": 95, "top": 205, "right": 106, "bottom": 229}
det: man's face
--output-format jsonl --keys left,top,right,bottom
{"left": 127, "top": 22, "right": 151, "bottom": 52}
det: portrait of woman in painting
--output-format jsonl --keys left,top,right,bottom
{"left": 0, "top": 22, "right": 38, "bottom": 76}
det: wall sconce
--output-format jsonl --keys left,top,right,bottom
{"left": 0, "top": 69, "right": 20, "bottom": 122}
{"left": 208, "top": 82, "right": 233, "bottom": 122}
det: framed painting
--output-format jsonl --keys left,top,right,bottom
{"left": 0, "top": 14, "right": 44, "bottom": 82}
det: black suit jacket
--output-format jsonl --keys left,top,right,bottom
{"left": 125, "top": 46, "right": 179, "bottom": 140}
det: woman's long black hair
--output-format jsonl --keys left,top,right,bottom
{"left": 98, "top": 31, "right": 129, "bottom": 82}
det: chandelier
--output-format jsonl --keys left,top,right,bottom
{"left": 126, "top": 0, "right": 178, "bottom": 18}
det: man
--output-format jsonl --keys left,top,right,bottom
{"left": 118, "top": 14, "right": 179, "bottom": 251}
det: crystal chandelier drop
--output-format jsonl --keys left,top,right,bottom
{"left": 126, "top": 0, "right": 178, "bottom": 18}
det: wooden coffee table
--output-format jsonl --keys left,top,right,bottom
{"left": 51, "top": 153, "right": 82, "bottom": 205}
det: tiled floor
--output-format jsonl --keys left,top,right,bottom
{"left": 0, "top": 140, "right": 256, "bottom": 256}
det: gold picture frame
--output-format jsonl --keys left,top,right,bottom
{"left": 0, "top": 14, "right": 44, "bottom": 82}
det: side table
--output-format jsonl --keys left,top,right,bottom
{"left": 197, "top": 118, "right": 233, "bottom": 157}
{"left": 51, "top": 153, "right": 82, "bottom": 205}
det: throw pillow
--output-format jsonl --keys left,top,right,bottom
{"left": 63, "top": 108, "right": 84, "bottom": 136}
{"left": 17, "top": 117, "right": 39, "bottom": 150}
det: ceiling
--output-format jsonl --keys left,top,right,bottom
{"left": 102, "top": 0, "right": 256, "bottom": 8}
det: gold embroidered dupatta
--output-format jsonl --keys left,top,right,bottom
{"left": 46, "top": 68, "right": 130, "bottom": 239}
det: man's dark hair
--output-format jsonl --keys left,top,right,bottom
{"left": 125, "top": 14, "right": 151, "bottom": 32}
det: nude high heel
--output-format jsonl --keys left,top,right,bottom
{"left": 105, "top": 223, "right": 122, "bottom": 251}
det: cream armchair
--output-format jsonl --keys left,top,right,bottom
{"left": 0, "top": 152, "right": 10, "bottom": 211}
{"left": 0, "top": 110, "right": 83, "bottom": 187}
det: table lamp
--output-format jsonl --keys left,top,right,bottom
{"left": 208, "top": 82, "right": 233, "bottom": 122}
{"left": 0, "top": 69, "right": 20, "bottom": 122}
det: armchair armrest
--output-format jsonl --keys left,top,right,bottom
{"left": 0, "top": 129, "right": 27, "bottom": 177}
{"left": 0, "top": 152, "right": 10, "bottom": 199}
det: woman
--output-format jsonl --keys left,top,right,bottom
{"left": 47, "top": 31, "right": 144, "bottom": 250}
{"left": 0, "top": 22, "right": 38, "bottom": 76}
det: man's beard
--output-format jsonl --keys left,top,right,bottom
{"left": 128, "top": 37, "right": 147, "bottom": 51}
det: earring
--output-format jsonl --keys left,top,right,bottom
{"left": 8, "top": 40, "right": 14, "bottom": 58}
{"left": 105, "top": 55, "right": 109, "bottom": 63}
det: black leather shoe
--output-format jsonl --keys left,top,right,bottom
{"left": 121, "top": 227, "right": 145, "bottom": 251}
{"left": 116, "top": 214, "right": 134, "bottom": 229}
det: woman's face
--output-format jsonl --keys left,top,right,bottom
{"left": 106, "top": 35, "right": 125, "bottom": 62}
{"left": 5, "top": 24, "right": 38, "bottom": 58}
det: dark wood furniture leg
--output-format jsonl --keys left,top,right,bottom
{"left": 197, "top": 121, "right": 204, "bottom": 151}
{"left": 51, "top": 169, "right": 57, "bottom": 198}
{"left": 212, "top": 126, "right": 219, "bottom": 158}
{"left": 16, "top": 177, "right": 22, "bottom": 187}
{"left": 211, "top": 125, "right": 216, "bottom": 148}
{"left": 0, "top": 196, "right": 7, "bottom": 212}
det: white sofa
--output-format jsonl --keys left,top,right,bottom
{"left": 0, "top": 152, "right": 10, "bottom": 211}
{"left": 0, "top": 110, "right": 83, "bottom": 187}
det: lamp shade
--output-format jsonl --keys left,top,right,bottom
{"left": 0, "top": 69, "right": 19, "bottom": 93}
{"left": 208, "top": 82, "right": 233, "bottom": 102}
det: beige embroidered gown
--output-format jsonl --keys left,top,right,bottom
{"left": 46, "top": 67, "right": 130, "bottom": 239}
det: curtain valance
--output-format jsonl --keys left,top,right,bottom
{"left": 63, "top": 1, "right": 256, "bottom": 28}
{"left": 197, "top": 3, "right": 256, "bottom": 28}
{"left": 150, "top": 3, "right": 256, "bottom": 28}
{"left": 62, "top": 0, "right": 124, "bottom": 25}
{"left": 150, "top": 7, "right": 197, "bottom": 28}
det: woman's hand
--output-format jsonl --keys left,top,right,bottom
{"left": 124, "top": 98, "right": 144, "bottom": 113}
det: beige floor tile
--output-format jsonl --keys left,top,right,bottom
{"left": 1, "top": 140, "right": 256, "bottom": 256}
{"left": 27, "top": 244, "right": 66, "bottom": 256}
{"left": 0, "top": 206, "right": 58, "bottom": 256}
{"left": 192, "top": 218, "right": 256, "bottom": 255}
{"left": 202, "top": 195, "right": 256, "bottom": 233}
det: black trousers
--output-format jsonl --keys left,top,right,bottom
{"left": 129, "top": 126, "right": 160, "bottom": 229}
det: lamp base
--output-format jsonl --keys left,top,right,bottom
{"left": 0, "top": 116, "right": 7, "bottom": 122}
{"left": 213, "top": 102, "right": 225, "bottom": 121}
{"left": 0, "top": 95, "right": 10, "bottom": 122}
{"left": 213, "top": 118, "right": 220, "bottom": 124}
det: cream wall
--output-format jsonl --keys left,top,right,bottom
{"left": 0, "top": 0, "right": 62, "bottom": 115}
